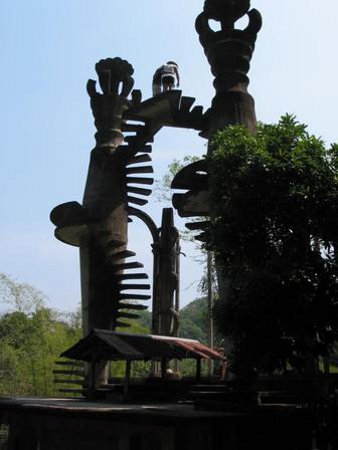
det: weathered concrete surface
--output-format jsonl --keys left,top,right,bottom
{"left": 0, "top": 397, "right": 315, "bottom": 450}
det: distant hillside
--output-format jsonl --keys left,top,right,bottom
{"left": 179, "top": 297, "right": 208, "bottom": 343}
{"left": 137, "top": 297, "right": 208, "bottom": 343}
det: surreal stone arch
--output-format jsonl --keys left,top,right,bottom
{"left": 50, "top": 0, "right": 262, "bottom": 386}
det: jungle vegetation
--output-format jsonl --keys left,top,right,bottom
{"left": 207, "top": 115, "right": 338, "bottom": 376}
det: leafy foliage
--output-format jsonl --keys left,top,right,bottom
{"left": 155, "top": 155, "right": 201, "bottom": 205}
{"left": 179, "top": 297, "right": 208, "bottom": 342}
{"left": 0, "top": 273, "right": 46, "bottom": 314}
{"left": 0, "top": 273, "right": 82, "bottom": 396}
{"left": 0, "top": 272, "right": 218, "bottom": 392}
{"left": 137, "top": 298, "right": 208, "bottom": 343}
{"left": 208, "top": 115, "right": 338, "bottom": 374}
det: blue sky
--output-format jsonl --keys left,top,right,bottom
{"left": 1, "top": 0, "right": 338, "bottom": 313}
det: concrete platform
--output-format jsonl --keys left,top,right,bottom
{"left": 0, "top": 396, "right": 314, "bottom": 450}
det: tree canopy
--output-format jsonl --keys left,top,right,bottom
{"left": 0, "top": 273, "right": 82, "bottom": 396}
{"left": 208, "top": 115, "right": 338, "bottom": 374}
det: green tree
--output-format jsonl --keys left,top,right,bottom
{"left": 155, "top": 155, "right": 201, "bottom": 206}
{"left": 137, "top": 298, "right": 210, "bottom": 343}
{"left": 0, "top": 273, "right": 45, "bottom": 314}
{"left": 179, "top": 298, "right": 208, "bottom": 342}
{"left": 0, "top": 273, "right": 82, "bottom": 396}
{"left": 208, "top": 115, "right": 338, "bottom": 376}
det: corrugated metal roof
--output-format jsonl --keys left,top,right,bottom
{"left": 61, "top": 329, "right": 226, "bottom": 362}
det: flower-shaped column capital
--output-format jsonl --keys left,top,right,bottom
{"left": 87, "top": 57, "right": 140, "bottom": 149}
{"left": 196, "top": 0, "right": 262, "bottom": 136}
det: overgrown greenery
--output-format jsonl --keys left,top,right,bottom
{"left": 207, "top": 115, "right": 338, "bottom": 375}
{"left": 0, "top": 273, "right": 82, "bottom": 396}
{"left": 155, "top": 155, "right": 201, "bottom": 206}
{"left": 0, "top": 272, "right": 214, "bottom": 394}
{"left": 138, "top": 298, "right": 209, "bottom": 343}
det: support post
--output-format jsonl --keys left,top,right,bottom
{"left": 157, "top": 208, "right": 180, "bottom": 337}
{"left": 124, "top": 360, "right": 132, "bottom": 400}
{"left": 196, "top": 359, "right": 202, "bottom": 382}
{"left": 207, "top": 250, "right": 214, "bottom": 377}
{"left": 161, "top": 358, "right": 167, "bottom": 379}
{"left": 87, "top": 358, "right": 97, "bottom": 400}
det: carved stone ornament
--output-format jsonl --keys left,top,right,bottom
{"left": 87, "top": 57, "right": 137, "bottom": 148}
{"left": 195, "top": 0, "right": 262, "bottom": 136}
{"left": 204, "top": 0, "right": 250, "bottom": 25}
{"left": 196, "top": 0, "right": 262, "bottom": 96}
{"left": 196, "top": 0, "right": 262, "bottom": 45}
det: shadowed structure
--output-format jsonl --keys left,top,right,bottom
{"left": 50, "top": 57, "right": 209, "bottom": 387}
{"left": 0, "top": 2, "right": 324, "bottom": 449}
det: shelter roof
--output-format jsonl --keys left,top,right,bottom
{"left": 61, "top": 329, "right": 225, "bottom": 362}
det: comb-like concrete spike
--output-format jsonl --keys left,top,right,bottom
{"left": 110, "top": 250, "right": 136, "bottom": 261}
{"left": 195, "top": 232, "right": 208, "bottom": 242}
{"left": 185, "top": 221, "right": 210, "bottom": 231}
{"left": 112, "top": 262, "right": 144, "bottom": 272}
{"left": 126, "top": 177, "right": 154, "bottom": 185}
{"left": 126, "top": 186, "right": 152, "bottom": 196}
{"left": 118, "top": 294, "right": 151, "bottom": 300}
{"left": 117, "top": 312, "right": 140, "bottom": 320}
{"left": 114, "top": 273, "right": 149, "bottom": 281}
{"left": 126, "top": 154, "right": 152, "bottom": 166}
{"left": 118, "top": 303, "right": 148, "bottom": 311}
{"left": 124, "top": 135, "right": 137, "bottom": 143}
{"left": 118, "top": 284, "right": 151, "bottom": 291}
{"left": 127, "top": 196, "right": 148, "bottom": 206}
{"left": 126, "top": 166, "right": 154, "bottom": 175}
{"left": 140, "top": 145, "right": 152, "bottom": 153}
{"left": 180, "top": 96, "right": 196, "bottom": 112}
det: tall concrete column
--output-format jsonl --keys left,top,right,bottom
{"left": 81, "top": 58, "right": 134, "bottom": 336}
{"left": 198, "top": 0, "right": 262, "bottom": 357}
{"left": 196, "top": 0, "right": 262, "bottom": 139}
{"left": 51, "top": 58, "right": 147, "bottom": 387}
{"left": 172, "top": 0, "right": 262, "bottom": 363}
